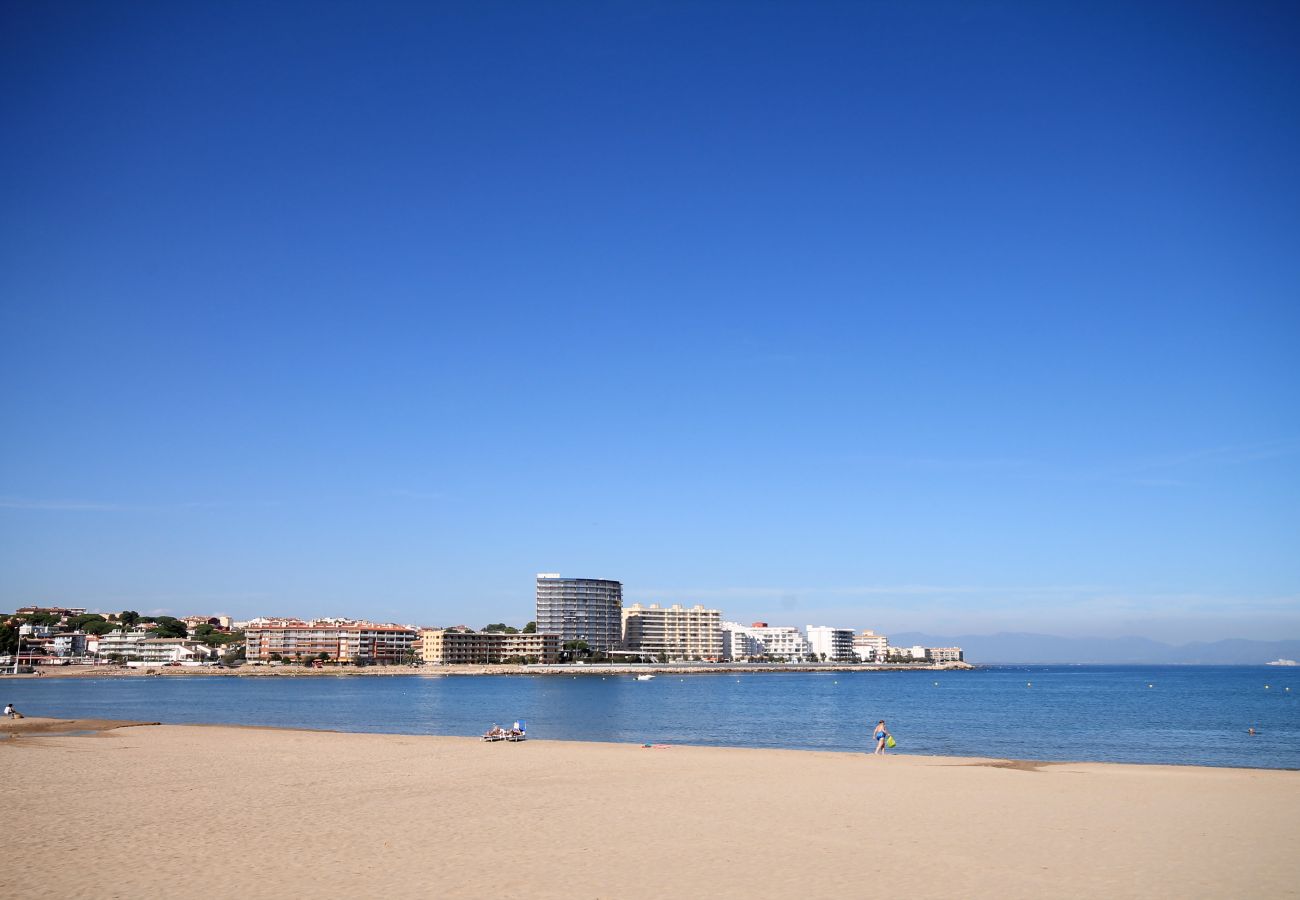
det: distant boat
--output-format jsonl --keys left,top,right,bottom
{"left": 1266, "top": 659, "right": 1297, "bottom": 667}
{"left": 635, "top": 674, "right": 655, "bottom": 681}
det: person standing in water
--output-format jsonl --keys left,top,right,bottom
{"left": 873, "top": 719, "right": 890, "bottom": 755}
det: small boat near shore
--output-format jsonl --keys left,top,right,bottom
{"left": 635, "top": 674, "right": 655, "bottom": 681}
{"left": 1266, "top": 659, "right": 1297, "bottom": 667}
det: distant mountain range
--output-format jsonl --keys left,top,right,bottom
{"left": 889, "top": 631, "right": 1300, "bottom": 665}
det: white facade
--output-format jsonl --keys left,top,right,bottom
{"left": 51, "top": 633, "right": 88, "bottom": 657}
{"left": 721, "top": 622, "right": 761, "bottom": 660}
{"left": 886, "top": 645, "right": 929, "bottom": 661}
{"left": 137, "top": 638, "right": 216, "bottom": 664}
{"left": 721, "top": 624, "right": 812, "bottom": 661}
{"left": 853, "top": 630, "right": 889, "bottom": 662}
{"left": 806, "top": 626, "right": 856, "bottom": 661}
{"left": 96, "top": 629, "right": 151, "bottom": 659}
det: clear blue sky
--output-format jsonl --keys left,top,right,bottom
{"left": 2, "top": 1, "right": 1297, "bottom": 642}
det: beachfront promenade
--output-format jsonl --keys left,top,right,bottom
{"left": 3, "top": 719, "right": 1296, "bottom": 898}
{"left": 5, "top": 660, "right": 974, "bottom": 679}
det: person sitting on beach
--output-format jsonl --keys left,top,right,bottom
{"left": 873, "top": 719, "right": 891, "bottom": 755}
{"left": 484, "top": 724, "right": 506, "bottom": 738}
{"left": 4, "top": 704, "right": 19, "bottom": 719}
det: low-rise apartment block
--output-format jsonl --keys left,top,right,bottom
{"left": 96, "top": 628, "right": 151, "bottom": 659}
{"left": 622, "top": 604, "right": 722, "bottom": 661}
{"left": 853, "top": 630, "right": 889, "bottom": 662}
{"left": 926, "top": 646, "right": 965, "bottom": 663}
{"left": 17, "top": 606, "right": 87, "bottom": 620}
{"left": 418, "top": 629, "right": 560, "bottom": 664}
{"left": 244, "top": 620, "right": 417, "bottom": 663}
{"left": 136, "top": 638, "right": 217, "bottom": 664}
{"left": 51, "top": 633, "right": 88, "bottom": 657}
{"left": 182, "top": 614, "right": 234, "bottom": 630}
{"left": 720, "top": 622, "right": 812, "bottom": 661}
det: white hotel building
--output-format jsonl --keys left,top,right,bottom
{"left": 721, "top": 622, "right": 812, "bottom": 661}
{"left": 806, "top": 626, "right": 856, "bottom": 661}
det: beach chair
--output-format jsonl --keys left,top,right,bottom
{"left": 506, "top": 720, "right": 527, "bottom": 742}
{"left": 481, "top": 726, "right": 507, "bottom": 742}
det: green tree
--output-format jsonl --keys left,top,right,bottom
{"left": 483, "top": 623, "right": 519, "bottom": 634}
{"left": 118, "top": 610, "right": 141, "bottom": 627}
{"left": 522, "top": 621, "right": 537, "bottom": 634}
{"left": 83, "top": 619, "right": 116, "bottom": 636}
{"left": 0, "top": 623, "right": 17, "bottom": 656}
{"left": 68, "top": 614, "right": 106, "bottom": 631}
{"left": 149, "top": 617, "right": 187, "bottom": 639}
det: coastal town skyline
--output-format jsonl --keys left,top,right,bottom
{"left": 5, "top": 562, "right": 1299, "bottom": 646}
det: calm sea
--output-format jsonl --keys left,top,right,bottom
{"left": 4, "top": 665, "right": 1297, "bottom": 769}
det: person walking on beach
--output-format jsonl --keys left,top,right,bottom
{"left": 873, "top": 719, "right": 891, "bottom": 755}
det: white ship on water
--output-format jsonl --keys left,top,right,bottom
{"left": 1266, "top": 658, "right": 1297, "bottom": 666}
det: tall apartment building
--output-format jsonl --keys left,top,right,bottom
{"left": 535, "top": 573, "right": 623, "bottom": 652}
{"left": 418, "top": 629, "right": 561, "bottom": 665}
{"left": 853, "top": 630, "right": 889, "bottom": 662}
{"left": 622, "top": 604, "right": 723, "bottom": 661}
{"left": 244, "top": 620, "right": 417, "bottom": 663}
{"left": 806, "top": 626, "right": 856, "bottom": 661}
{"left": 720, "top": 622, "right": 812, "bottom": 661}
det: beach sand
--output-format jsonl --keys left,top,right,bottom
{"left": 3, "top": 720, "right": 1296, "bottom": 899}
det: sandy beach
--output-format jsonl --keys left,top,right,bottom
{"left": 3, "top": 719, "right": 1297, "bottom": 899}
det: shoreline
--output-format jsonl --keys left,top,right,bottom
{"left": 4, "top": 720, "right": 1297, "bottom": 898}
{"left": 1, "top": 660, "right": 974, "bottom": 678}
{"left": 4, "top": 717, "right": 1292, "bottom": 772}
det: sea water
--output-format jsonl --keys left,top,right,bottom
{"left": 4, "top": 665, "right": 1297, "bottom": 769}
